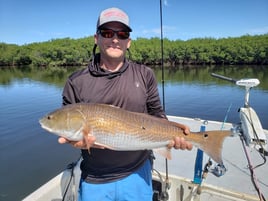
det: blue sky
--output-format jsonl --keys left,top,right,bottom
{"left": 1, "top": 0, "right": 268, "bottom": 45}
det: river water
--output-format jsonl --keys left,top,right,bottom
{"left": 0, "top": 65, "right": 267, "bottom": 201}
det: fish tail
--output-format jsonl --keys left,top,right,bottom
{"left": 197, "top": 130, "right": 230, "bottom": 164}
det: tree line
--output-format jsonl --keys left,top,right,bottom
{"left": 0, "top": 34, "right": 267, "bottom": 67}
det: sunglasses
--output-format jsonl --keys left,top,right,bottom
{"left": 98, "top": 29, "right": 130, "bottom": 40}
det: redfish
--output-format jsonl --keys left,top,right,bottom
{"left": 39, "top": 103, "right": 230, "bottom": 164}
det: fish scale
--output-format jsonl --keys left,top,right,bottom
{"left": 39, "top": 103, "right": 231, "bottom": 164}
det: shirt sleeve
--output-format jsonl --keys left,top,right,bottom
{"left": 62, "top": 78, "right": 80, "bottom": 105}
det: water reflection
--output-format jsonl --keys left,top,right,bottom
{"left": 1, "top": 65, "right": 268, "bottom": 89}
{"left": 1, "top": 65, "right": 267, "bottom": 127}
{"left": 153, "top": 65, "right": 268, "bottom": 90}
{"left": 0, "top": 66, "right": 82, "bottom": 87}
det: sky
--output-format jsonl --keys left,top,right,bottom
{"left": 0, "top": 0, "right": 268, "bottom": 45}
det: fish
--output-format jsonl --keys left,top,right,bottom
{"left": 39, "top": 103, "right": 231, "bottom": 164}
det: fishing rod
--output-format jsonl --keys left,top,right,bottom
{"left": 160, "top": 0, "right": 165, "bottom": 112}
{"left": 155, "top": 1, "right": 170, "bottom": 201}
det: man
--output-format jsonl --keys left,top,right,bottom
{"left": 59, "top": 7, "right": 192, "bottom": 201}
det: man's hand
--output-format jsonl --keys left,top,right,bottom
{"left": 168, "top": 124, "right": 193, "bottom": 150}
{"left": 168, "top": 136, "right": 193, "bottom": 150}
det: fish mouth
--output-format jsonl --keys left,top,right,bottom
{"left": 39, "top": 124, "right": 52, "bottom": 132}
{"left": 39, "top": 118, "right": 45, "bottom": 127}
{"left": 39, "top": 119, "right": 53, "bottom": 132}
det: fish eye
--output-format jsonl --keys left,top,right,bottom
{"left": 47, "top": 115, "right": 51, "bottom": 120}
{"left": 204, "top": 133, "right": 208, "bottom": 138}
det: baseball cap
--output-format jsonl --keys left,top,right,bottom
{"left": 96, "top": 7, "right": 132, "bottom": 32}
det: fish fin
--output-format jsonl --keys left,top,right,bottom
{"left": 82, "top": 125, "right": 92, "bottom": 154}
{"left": 194, "top": 130, "right": 231, "bottom": 164}
{"left": 93, "top": 142, "right": 113, "bottom": 150}
{"left": 153, "top": 147, "right": 172, "bottom": 160}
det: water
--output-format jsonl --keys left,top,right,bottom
{"left": 0, "top": 65, "right": 267, "bottom": 201}
{"left": 154, "top": 66, "right": 268, "bottom": 127}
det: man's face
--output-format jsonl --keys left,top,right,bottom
{"left": 95, "top": 22, "right": 131, "bottom": 61}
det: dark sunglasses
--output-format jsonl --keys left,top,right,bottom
{"left": 97, "top": 29, "right": 130, "bottom": 40}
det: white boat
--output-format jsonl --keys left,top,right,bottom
{"left": 22, "top": 114, "right": 268, "bottom": 201}
{"left": 23, "top": 74, "right": 268, "bottom": 201}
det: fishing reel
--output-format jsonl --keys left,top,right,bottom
{"left": 203, "top": 160, "right": 227, "bottom": 178}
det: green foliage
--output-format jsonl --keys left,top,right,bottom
{"left": 0, "top": 34, "right": 267, "bottom": 66}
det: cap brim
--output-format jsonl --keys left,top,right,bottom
{"left": 98, "top": 22, "right": 132, "bottom": 32}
